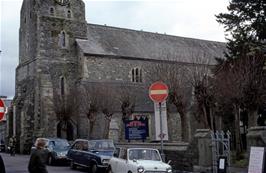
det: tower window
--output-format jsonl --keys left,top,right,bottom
{"left": 131, "top": 68, "right": 143, "bottom": 83}
{"left": 67, "top": 10, "right": 72, "bottom": 18}
{"left": 50, "top": 7, "right": 55, "bottom": 16}
{"left": 60, "top": 77, "right": 65, "bottom": 96}
{"left": 59, "top": 31, "right": 67, "bottom": 48}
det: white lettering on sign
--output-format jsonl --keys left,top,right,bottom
{"left": 248, "top": 147, "right": 265, "bottom": 173}
{"left": 150, "top": 90, "right": 168, "bottom": 95}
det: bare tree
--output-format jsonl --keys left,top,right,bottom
{"left": 214, "top": 52, "right": 265, "bottom": 155}
{"left": 79, "top": 84, "right": 102, "bottom": 139}
{"left": 147, "top": 60, "right": 191, "bottom": 141}
{"left": 98, "top": 85, "right": 117, "bottom": 139}
{"left": 185, "top": 53, "right": 215, "bottom": 130}
{"left": 117, "top": 85, "right": 137, "bottom": 121}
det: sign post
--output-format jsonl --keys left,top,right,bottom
{"left": 248, "top": 147, "right": 265, "bottom": 173}
{"left": 149, "top": 81, "right": 169, "bottom": 162}
{"left": 0, "top": 99, "right": 5, "bottom": 121}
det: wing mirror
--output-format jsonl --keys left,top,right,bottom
{"left": 167, "top": 160, "right": 172, "bottom": 165}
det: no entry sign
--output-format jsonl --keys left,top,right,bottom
{"left": 149, "top": 81, "right": 169, "bottom": 103}
{"left": 0, "top": 99, "right": 5, "bottom": 121}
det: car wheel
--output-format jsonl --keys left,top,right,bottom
{"left": 90, "top": 164, "right": 98, "bottom": 173}
{"left": 47, "top": 155, "right": 54, "bottom": 166}
{"left": 70, "top": 160, "right": 77, "bottom": 170}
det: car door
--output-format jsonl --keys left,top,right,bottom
{"left": 69, "top": 141, "right": 83, "bottom": 165}
{"left": 116, "top": 148, "right": 128, "bottom": 173}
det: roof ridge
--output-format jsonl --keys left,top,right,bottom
{"left": 87, "top": 23, "right": 225, "bottom": 44}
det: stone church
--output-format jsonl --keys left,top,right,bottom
{"left": 14, "top": 0, "right": 226, "bottom": 153}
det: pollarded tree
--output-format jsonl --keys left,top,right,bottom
{"left": 98, "top": 85, "right": 117, "bottom": 139}
{"left": 147, "top": 61, "right": 191, "bottom": 142}
{"left": 186, "top": 54, "right": 216, "bottom": 130}
{"left": 79, "top": 84, "right": 102, "bottom": 139}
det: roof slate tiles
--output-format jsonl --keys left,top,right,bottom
{"left": 76, "top": 24, "right": 226, "bottom": 65}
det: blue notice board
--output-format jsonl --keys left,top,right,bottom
{"left": 125, "top": 119, "right": 148, "bottom": 140}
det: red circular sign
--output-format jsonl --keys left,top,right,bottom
{"left": 149, "top": 81, "right": 169, "bottom": 103}
{"left": 0, "top": 99, "right": 5, "bottom": 121}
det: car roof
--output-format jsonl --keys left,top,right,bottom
{"left": 36, "top": 138, "right": 67, "bottom": 141}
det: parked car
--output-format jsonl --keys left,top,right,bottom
{"left": 31, "top": 138, "right": 70, "bottom": 165}
{"left": 67, "top": 139, "right": 115, "bottom": 173}
{"left": 0, "top": 140, "right": 5, "bottom": 152}
{"left": 108, "top": 148, "right": 172, "bottom": 173}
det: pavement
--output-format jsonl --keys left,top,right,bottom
{"left": 173, "top": 166, "right": 248, "bottom": 173}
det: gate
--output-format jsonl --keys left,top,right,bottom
{"left": 211, "top": 131, "right": 231, "bottom": 173}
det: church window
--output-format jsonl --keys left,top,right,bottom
{"left": 60, "top": 77, "right": 65, "bottom": 96}
{"left": 67, "top": 10, "right": 72, "bottom": 18}
{"left": 59, "top": 31, "right": 67, "bottom": 48}
{"left": 50, "top": 7, "right": 55, "bottom": 16}
{"left": 131, "top": 68, "right": 143, "bottom": 83}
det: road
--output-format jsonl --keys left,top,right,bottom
{"left": 1, "top": 153, "right": 88, "bottom": 173}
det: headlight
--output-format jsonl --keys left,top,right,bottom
{"left": 102, "top": 159, "right": 110, "bottom": 165}
{"left": 166, "top": 167, "right": 172, "bottom": 173}
{"left": 57, "top": 152, "right": 66, "bottom": 157}
{"left": 137, "top": 166, "right": 145, "bottom": 173}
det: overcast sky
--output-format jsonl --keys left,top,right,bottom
{"left": 0, "top": 0, "right": 229, "bottom": 98}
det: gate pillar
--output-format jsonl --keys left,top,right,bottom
{"left": 193, "top": 129, "right": 213, "bottom": 173}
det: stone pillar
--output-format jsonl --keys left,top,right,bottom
{"left": 193, "top": 129, "right": 212, "bottom": 173}
{"left": 246, "top": 126, "right": 266, "bottom": 152}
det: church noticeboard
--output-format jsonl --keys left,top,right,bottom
{"left": 248, "top": 147, "right": 265, "bottom": 173}
{"left": 125, "top": 119, "right": 148, "bottom": 140}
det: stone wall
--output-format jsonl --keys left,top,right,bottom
{"left": 116, "top": 129, "right": 213, "bottom": 172}
{"left": 246, "top": 126, "right": 266, "bottom": 152}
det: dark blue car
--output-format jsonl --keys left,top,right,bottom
{"left": 67, "top": 139, "right": 115, "bottom": 173}
{"left": 31, "top": 138, "right": 70, "bottom": 165}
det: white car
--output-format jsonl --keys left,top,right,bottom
{"left": 107, "top": 148, "right": 172, "bottom": 173}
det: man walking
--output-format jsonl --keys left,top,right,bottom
{"left": 0, "top": 154, "right": 6, "bottom": 173}
{"left": 28, "top": 138, "right": 48, "bottom": 173}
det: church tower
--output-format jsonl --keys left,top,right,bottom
{"left": 15, "top": 0, "right": 87, "bottom": 153}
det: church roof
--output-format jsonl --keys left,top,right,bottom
{"left": 76, "top": 24, "right": 226, "bottom": 65}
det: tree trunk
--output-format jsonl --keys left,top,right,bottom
{"left": 104, "top": 119, "right": 111, "bottom": 139}
{"left": 89, "top": 120, "right": 95, "bottom": 139}
{"left": 210, "top": 107, "right": 214, "bottom": 130}
{"left": 179, "top": 111, "right": 189, "bottom": 142}
{"left": 202, "top": 106, "right": 209, "bottom": 129}
{"left": 248, "top": 109, "right": 258, "bottom": 128}
{"left": 233, "top": 104, "right": 243, "bottom": 157}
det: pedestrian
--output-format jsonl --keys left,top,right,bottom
{"left": 28, "top": 138, "right": 48, "bottom": 173}
{"left": 0, "top": 154, "right": 5, "bottom": 173}
{"left": 8, "top": 136, "right": 16, "bottom": 156}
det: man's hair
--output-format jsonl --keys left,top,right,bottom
{"left": 35, "top": 138, "right": 47, "bottom": 149}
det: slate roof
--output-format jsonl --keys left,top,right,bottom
{"left": 76, "top": 23, "right": 226, "bottom": 65}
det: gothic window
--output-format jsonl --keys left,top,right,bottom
{"left": 131, "top": 68, "right": 143, "bottom": 83}
{"left": 60, "top": 77, "right": 65, "bottom": 96}
{"left": 59, "top": 31, "right": 67, "bottom": 48}
{"left": 50, "top": 7, "right": 55, "bottom": 16}
{"left": 67, "top": 10, "right": 72, "bottom": 18}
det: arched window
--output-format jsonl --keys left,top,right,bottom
{"left": 67, "top": 10, "right": 71, "bottom": 18}
{"left": 60, "top": 77, "right": 65, "bottom": 96}
{"left": 50, "top": 7, "right": 55, "bottom": 16}
{"left": 59, "top": 31, "right": 67, "bottom": 48}
{"left": 131, "top": 68, "right": 143, "bottom": 83}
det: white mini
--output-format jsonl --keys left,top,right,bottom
{"left": 108, "top": 148, "right": 172, "bottom": 173}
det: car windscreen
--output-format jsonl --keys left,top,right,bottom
{"left": 51, "top": 140, "right": 70, "bottom": 149}
{"left": 88, "top": 140, "right": 115, "bottom": 151}
{"left": 128, "top": 149, "right": 161, "bottom": 161}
